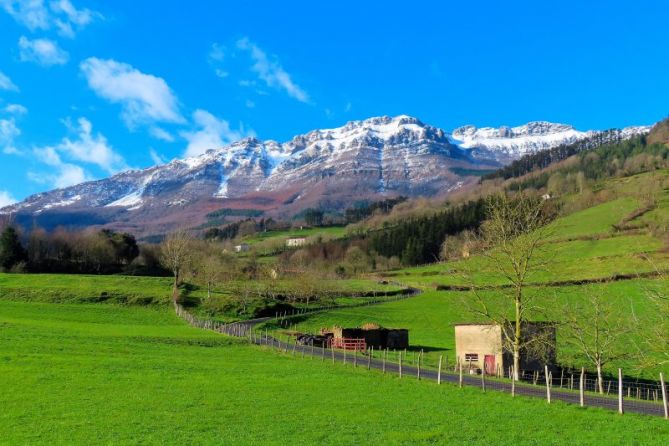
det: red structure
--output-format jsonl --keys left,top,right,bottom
{"left": 329, "top": 337, "right": 367, "bottom": 351}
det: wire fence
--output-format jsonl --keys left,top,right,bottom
{"left": 174, "top": 301, "right": 669, "bottom": 419}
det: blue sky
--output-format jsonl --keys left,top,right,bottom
{"left": 1, "top": 0, "right": 668, "bottom": 205}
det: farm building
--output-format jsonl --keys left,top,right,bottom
{"left": 286, "top": 237, "right": 307, "bottom": 247}
{"left": 321, "top": 324, "right": 409, "bottom": 350}
{"left": 234, "top": 243, "right": 250, "bottom": 253}
{"left": 454, "top": 322, "right": 556, "bottom": 375}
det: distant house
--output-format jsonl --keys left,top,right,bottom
{"left": 286, "top": 237, "right": 307, "bottom": 248}
{"left": 234, "top": 243, "right": 250, "bottom": 253}
{"left": 454, "top": 322, "right": 556, "bottom": 375}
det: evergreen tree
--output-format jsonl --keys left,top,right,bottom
{"left": 0, "top": 226, "right": 27, "bottom": 271}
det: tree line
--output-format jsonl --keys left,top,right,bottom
{"left": 0, "top": 225, "right": 165, "bottom": 275}
{"left": 508, "top": 136, "right": 669, "bottom": 192}
{"left": 369, "top": 199, "right": 487, "bottom": 265}
{"left": 483, "top": 131, "right": 652, "bottom": 182}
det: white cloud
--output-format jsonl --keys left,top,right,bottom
{"left": 80, "top": 57, "right": 184, "bottom": 129}
{"left": 0, "top": 117, "right": 21, "bottom": 154}
{"left": 208, "top": 43, "right": 225, "bottom": 62}
{"left": 0, "top": 0, "right": 100, "bottom": 37}
{"left": 4, "top": 103, "right": 28, "bottom": 115}
{"left": 0, "top": 0, "right": 50, "bottom": 31}
{"left": 149, "top": 147, "right": 165, "bottom": 165}
{"left": 208, "top": 43, "right": 229, "bottom": 78}
{"left": 28, "top": 117, "right": 125, "bottom": 189}
{"left": 18, "top": 36, "right": 69, "bottom": 66}
{"left": 0, "top": 70, "right": 19, "bottom": 91}
{"left": 58, "top": 117, "right": 126, "bottom": 173}
{"left": 0, "top": 190, "right": 17, "bottom": 207}
{"left": 245, "top": 99, "right": 255, "bottom": 109}
{"left": 149, "top": 126, "right": 174, "bottom": 142}
{"left": 31, "top": 145, "right": 89, "bottom": 188}
{"left": 180, "top": 109, "right": 253, "bottom": 158}
{"left": 236, "top": 37, "right": 310, "bottom": 103}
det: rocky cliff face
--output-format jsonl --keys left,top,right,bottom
{"left": 1, "top": 115, "right": 651, "bottom": 235}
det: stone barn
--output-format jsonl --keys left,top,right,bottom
{"left": 322, "top": 324, "right": 409, "bottom": 350}
{"left": 454, "top": 322, "right": 556, "bottom": 375}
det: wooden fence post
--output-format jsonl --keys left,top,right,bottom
{"left": 331, "top": 344, "right": 335, "bottom": 364}
{"left": 618, "top": 368, "right": 624, "bottom": 415}
{"left": 481, "top": 369, "right": 486, "bottom": 392}
{"left": 660, "top": 372, "right": 668, "bottom": 420}
{"left": 417, "top": 351, "right": 421, "bottom": 380}
{"left": 368, "top": 347, "right": 372, "bottom": 370}
{"left": 437, "top": 355, "right": 442, "bottom": 385}
{"left": 343, "top": 347, "right": 347, "bottom": 365}
{"left": 353, "top": 346, "right": 357, "bottom": 368}
{"left": 383, "top": 349, "right": 387, "bottom": 374}
{"left": 578, "top": 368, "right": 585, "bottom": 407}
{"left": 511, "top": 366, "right": 515, "bottom": 397}
{"left": 399, "top": 353, "right": 403, "bottom": 379}
{"left": 545, "top": 365, "right": 551, "bottom": 404}
{"left": 459, "top": 361, "right": 463, "bottom": 388}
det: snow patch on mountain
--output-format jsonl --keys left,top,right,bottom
{"left": 36, "top": 195, "right": 82, "bottom": 214}
{"left": 450, "top": 122, "right": 588, "bottom": 159}
{"left": 450, "top": 121, "right": 651, "bottom": 162}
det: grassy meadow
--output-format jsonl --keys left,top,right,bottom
{"left": 2, "top": 300, "right": 669, "bottom": 445}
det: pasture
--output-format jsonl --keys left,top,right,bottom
{"left": 2, "top": 300, "right": 668, "bottom": 444}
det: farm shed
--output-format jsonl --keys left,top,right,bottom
{"left": 286, "top": 237, "right": 307, "bottom": 247}
{"left": 322, "top": 325, "right": 409, "bottom": 350}
{"left": 454, "top": 322, "right": 556, "bottom": 375}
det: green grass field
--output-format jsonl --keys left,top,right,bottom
{"left": 0, "top": 273, "right": 173, "bottom": 305}
{"left": 2, "top": 300, "right": 668, "bottom": 445}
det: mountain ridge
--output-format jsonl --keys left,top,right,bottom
{"left": 2, "top": 115, "right": 652, "bottom": 235}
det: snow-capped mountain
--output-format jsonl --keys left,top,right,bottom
{"left": 450, "top": 121, "right": 650, "bottom": 163}
{"left": 2, "top": 115, "right": 651, "bottom": 235}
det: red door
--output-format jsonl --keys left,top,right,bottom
{"left": 484, "top": 355, "right": 496, "bottom": 375}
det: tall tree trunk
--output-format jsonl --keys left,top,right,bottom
{"left": 172, "top": 268, "right": 179, "bottom": 302}
{"left": 513, "top": 288, "right": 522, "bottom": 381}
{"left": 597, "top": 363, "right": 604, "bottom": 394}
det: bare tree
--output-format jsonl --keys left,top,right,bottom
{"left": 160, "top": 229, "right": 193, "bottom": 301}
{"left": 197, "top": 254, "right": 224, "bottom": 299}
{"left": 562, "top": 288, "right": 637, "bottom": 393}
{"left": 464, "top": 192, "right": 554, "bottom": 380}
{"left": 639, "top": 272, "right": 669, "bottom": 369}
{"left": 295, "top": 270, "right": 322, "bottom": 308}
